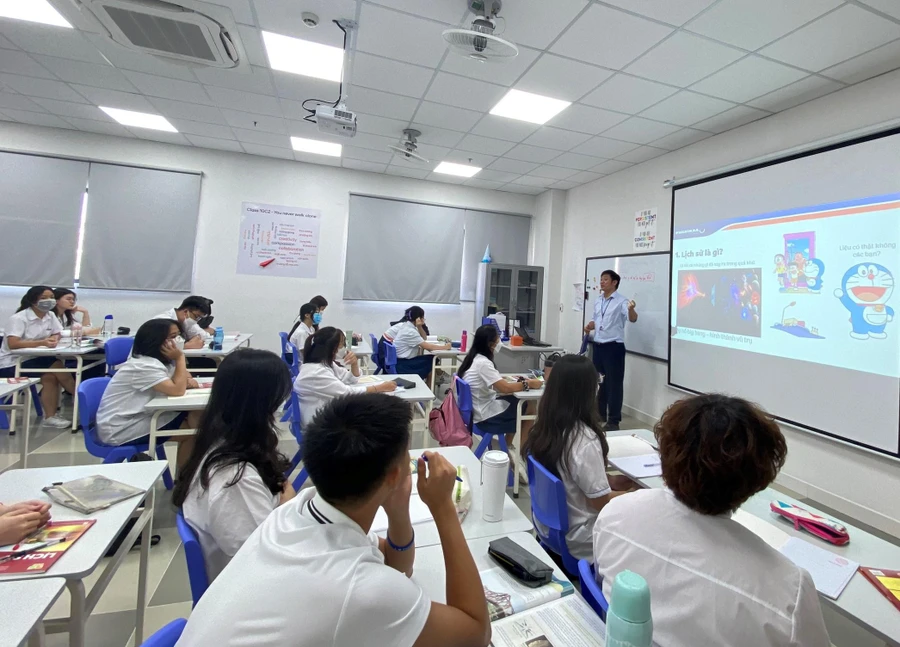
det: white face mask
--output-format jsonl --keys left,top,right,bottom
{"left": 336, "top": 347, "right": 348, "bottom": 361}
{"left": 173, "top": 336, "right": 185, "bottom": 351}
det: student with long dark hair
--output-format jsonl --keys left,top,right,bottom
{"left": 288, "top": 302, "right": 317, "bottom": 354}
{"left": 457, "top": 325, "right": 542, "bottom": 441}
{"left": 524, "top": 354, "right": 629, "bottom": 560}
{"left": 0, "top": 286, "right": 71, "bottom": 427}
{"left": 174, "top": 349, "right": 295, "bottom": 581}
{"left": 52, "top": 288, "right": 101, "bottom": 335}
{"left": 382, "top": 306, "right": 450, "bottom": 381}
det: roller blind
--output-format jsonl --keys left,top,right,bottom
{"left": 460, "top": 209, "right": 531, "bottom": 301}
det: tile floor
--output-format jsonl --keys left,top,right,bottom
{"left": 0, "top": 405, "right": 894, "bottom": 646}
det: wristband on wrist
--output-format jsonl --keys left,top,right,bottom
{"left": 386, "top": 532, "right": 415, "bottom": 552}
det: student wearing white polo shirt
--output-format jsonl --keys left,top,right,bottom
{"left": 287, "top": 302, "right": 317, "bottom": 360}
{"left": 175, "top": 393, "right": 492, "bottom": 647}
{"left": 152, "top": 295, "right": 213, "bottom": 350}
{"left": 293, "top": 327, "right": 396, "bottom": 427}
{"left": 593, "top": 394, "right": 829, "bottom": 647}
{"left": 0, "top": 286, "right": 71, "bottom": 427}
{"left": 383, "top": 306, "right": 450, "bottom": 381}
{"left": 174, "top": 349, "right": 296, "bottom": 582}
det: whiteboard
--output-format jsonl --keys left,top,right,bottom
{"left": 583, "top": 252, "right": 670, "bottom": 361}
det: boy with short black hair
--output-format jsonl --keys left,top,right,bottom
{"left": 153, "top": 295, "right": 213, "bottom": 350}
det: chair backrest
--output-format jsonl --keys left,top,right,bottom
{"left": 286, "top": 341, "right": 301, "bottom": 379}
{"left": 176, "top": 511, "right": 209, "bottom": 607}
{"left": 143, "top": 618, "right": 188, "bottom": 647}
{"left": 288, "top": 389, "right": 303, "bottom": 444}
{"left": 104, "top": 336, "right": 134, "bottom": 375}
{"left": 369, "top": 333, "right": 383, "bottom": 370}
{"left": 578, "top": 559, "right": 609, "bottom": 621}
{"left": 278, "top": 331, "right": 290, "bottom": 364}
{"left": 454, "top": 377, "right": 474, "bottom": 430}
{"left": 382, "top": 341, "right": 397, "bottom": 374}
{"left": 77, "top": 377, "right": 113, "bottom": 455}
{"left": 579, "top": 333, "right": 590, "bottom": 355}
{"left": 528, "top": 455, "right": 578, "bottom": 573}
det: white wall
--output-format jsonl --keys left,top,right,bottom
{"left": 558, "top": 69, "right": 900, "bottom": 536}
{"left": 0, "top": 122, "right": 536, "bottom": 353}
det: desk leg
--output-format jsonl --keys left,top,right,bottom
{"left": 22, "top": 386, "right": 33, "bottom": 468}
{"left": 27, "top": 621, "right": 46, "bottom": 647}
{"left": 135, "top": 509, "right": 151, "bottom": 646}
{"left": 512, "top": 400, "right": 524, "bottom": 498}
{"left": 429, "top": 355, "right": 438, "bottom": 393}
{"left": 10, "top": 358, "right": 22, "bottom": 433}
{"left": 71, "top": 356, "right": 83, "bottom": 432}
{"left": 67, "top": 579, "right": 86, "bottom": 647}
{"left": 148, "top": 412, "right": 161, "bottom": 456}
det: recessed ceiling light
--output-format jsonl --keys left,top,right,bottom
{"left": 490, "top": 89, "right": 571, "bottom": 125}
{"left": 291, "top": 136, "right": 342, "bottom": 157}
{"left": 434, "top": 161, "right": 481, "bottom": 178}
{"left": 262, "top": 31, "right": 344, "bottom": 82}
{"left": 0, "top": 0, "right": 72, "bottom": 27}
{"left": 99, "top": 107, "right": 177, "bottom": 132}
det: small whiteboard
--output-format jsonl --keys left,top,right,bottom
{"left": 583, "top": 252, "right": 670, "bottom": 361}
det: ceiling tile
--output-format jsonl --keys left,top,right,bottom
{"left": 439, "top": 46, "right": 541, "bottom": 86}
{"left": 464, "top": 179, "right": 506, "bottom": 190}
{"left": 295, "top": 151, "right": 342, "bottom": 166}
{"left": 235, "top": 24, "right": 269, "bottom": 68}
{"left": 651, "top": 127, "right": 713, "bottom": 150}
{"left": 616, "top": 145, "right": 667, "bottom": 163}
{"left": 30, "top": 98, "right": 110, "bottom": 121}
{"left": 685, "top": 0, "right": 843, "bottom": 51}
{"left": 368, "top": 0, "right": 466, "bottom": 24}
{"left": 242, "top": 143, "right": 295, "bottom": 160}
{"left": 389, "top": 155, "right": 433, "bottom": 171}
{"left": 581, "top": 74, "right": 678, "bottom": 113}
{"left": 457, "top": 134, "right": 516, "bottom": 156}
{"left": 516, "top": 54, "right": 614, "bottom": 102}
{"left": 551, "top": 4, "right": 673, "bottom": 70}
{"left": 83, "top": 34, "right": 197, "bottom": 80}
{"left": 547, "top": 103, "right": 627, "bottom": 135}
{"left": 279, "top": 98, "right": 314, "bottom": 122}
{"left": 344, "top": 131, "right": 397, "bottom": 153}
{"left": 690, "top": 56, "right": 808, "bottom": 104}
{"left": 193, "top": 65, "right": 276, "bottom": 95}
{"left": 599, "top": 0, "right": 718, "bottom": 26}
{"left": 169, "top": 119, "right": 235, "bottom": 139}
{"left": 0, "top": 34, "right": 17, "bottom": 49}
{"left": 271, "top": 72, "right": 337, "bottom": 103}
{"left": 600, "top": 116, "right": 681, "bottom": 144}
{"left": 343, "top": 159, "right": 389, "bottom": 173}
{"left": 253, "top": 0, "right": 355, "bottom": 45}
{"left": 0, "top": 91, "right": 46, "bottom": 112}
{"left": 121, "top": 71, "right": 213, "bottom": 104}
{"left": 185, "top": 134, "right": 243, "bottom": 152}
{"left": 357, "top": 3, "right": 449, "bottom": 68}
{"left": 821, "top": 39, "right": 900, "bottom": 84}
{"left": 413, "top": 101, "right": 482, "bottom": 132}
{"left": 470, "top": 114, "right": 540, "bottom": 142}
{"left": 205, "top": 85, "right": 284, "bottom": 116}
{"left": 355, "top": 112, "right": 410, "bottom": 138}
{"left": 408, "top": 123, "right": 464, "bottom": 148}
{"left": 590, "top": 159, "right": 633, "bottom": 174}
{"left": 494, "top": 0, "right": 589, "bottom": 49}
{"left": 231, "top": 127, "right": 290, "bottom": 147}
{"left": 416, "top": 142, "right": 453, "bottom": 160}
{"left": 512, "top": 175, "right": 553, "bottom": 188}
{"left": 640, "top": 91, "right": 735, "bottom": 127}
{"left": 148, "top": 97, "right": 228, "bottom": 124}
{"left": 530, "top": 165, "right": 579, "bottom": 180}
{"left": 129, "top": 130, "right": 191, "bottom": 145}
{"left": 349, "top": 85, "right": 420, "bottom": 121}
{"left": 572, "top": 136, "right": 638, "bottom": 158}
{"left": 550, "top": 180, "right": 579, "bottom": 190}
{"left": 0, "top": 51, "right": 54, "bottom": 79}
{"left": 344, "top": 146, "right": 393, "bottom": 163}
{"left": 566, "top": 171, "right": 604, "bottom": 184}
{"left": 385, "top": 165, "right": 431, "bottom": 179}
{"left": 760, "top": 5, "right": 900, "bottom": 72}
{"left": 442, "top": 149, "right": 496, "bottom": 168}
{"left": 221, "top": 110, "right": 287, "bottom": 133}
{"left": 549, "top": 152, "right": 605, "bottom": 170}
{"left": 691, "top": 105, "right": 770, "bottom": 133}
{"left": 500, "top": 184, "right": 544, "bottom": 195}
{"left": 488, "top": 158, "right": 541, "bottom": 174}
{"left": 746, "top": 76, "right": 843, "bottom": 112}
{"left": 353, "top": 53, "right": 434, "bottom": 98}
{"left": 205, "top": 0, "right": 255, "bottom": 25}
{"left": 858, "top": 0, "right": 900, "bottom": 20}
{"left": 477, "top": 170, "right": 521, "bottom": 183}
{"left": 31, "top": 56, "right": 137, "bottom": 92}
{"left": 1, "top": 23, "right": 108, "bottom": 64}
{"left": 2, "top": 75, "right": 88, "bottom": 103}
{"left": 504, "top": 144, "right": 560, "bottom": 164}
{"left": 68, "top": 84, "right": 156, "bottom": 111}
{"left": 424, "top": 73, "right": 507, "bottom": 112}
{"left": 522, "top": 127, "right": 591, "bottom": 151}
{"left": 2, "top": 109, "right": 71, "bottom": 129}
{"left": 61, "top": 116, "right": 133, "bottom": 137}
{"left": 625, "top": 32, "right": 744, "bottom": 87}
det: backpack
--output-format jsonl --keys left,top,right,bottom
{"left": 428, "top": 385, "right": 472, "bottom": 448}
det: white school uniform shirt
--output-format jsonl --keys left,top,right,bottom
{"left": 0, "top": 309, "right": 63, "bottom": 369}
{"left": 592, "top": 290, "right": 629, "bottom": 344}
{"left": 593, "top": 489, "right": 829, "bottom": 647}
{"left": 153, "top": 308, "right": 210, "bottom": 342}
{"left": 96, "top": 355, "right": 178, "bottom": 445}
{"left": 289, "top": 321, "right": 315, "bottom": 354}
{"left": 392, "top": 321, "right": 424, "bottom": 359}
{"left": 175, "top": 487, "right": 431, "bottom": 647}
{"left": 462, "top": 354, "right": 508, "bottom": 423}
{"left": 293, "top": 361, "right": 366, "bottom": 427}
{"left": 181, "top": 456, "right": 280, "bottom": 582}
{"left": 382, "top": 321, "right": 403, "bottom": 343}
{"left": 534, "top": 424, "right": 610, "bottom": 561}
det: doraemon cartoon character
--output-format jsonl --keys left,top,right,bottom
{"left": 834, "top": 263, "right": 895, "bottom": 339}
{"left": 804, "top": 258, "right": 825, "bottom": 292}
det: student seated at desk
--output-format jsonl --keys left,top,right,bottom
{"left": 96, "top": 319, "right": 202, "bottom": 467}
{"left": 592, "top": 394, "right": 829, "bottom": 647}
{"left": 457, "top": 325, "right": 542, "bottom": 443}
{"left": 175, "top": 394, "right": 491, "bottom": 647}
{"left": 174, "top": 349, "right": 295, "bottom": 582}
{"left": 153, "top": 296, "right": 213, "bottom": 350}
{"left": 0, "top": 286, "right": 72, "bottom": 428}
{"left": 0, "top": 500, "right": 52, "bottom": 544}
{"left": 383, "top": 306, "right": 450, "bottom": 381}
{"left": 294, "top": 327, "right": 396, "bottom": 427}
{"left": 287, "top": 302, "right": 317, "bottom": 359}
{"left": 52, "top": 288, "right": 102, "bottom": 336}
{"left": 308, "top": 294, "right": 328, "bottom": 327}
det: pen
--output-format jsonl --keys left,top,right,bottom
{"left": 643, "top": 463, "right": 660, "bottom": 468}
{"left": 420, "top": 454, "right": 464, "bottom": 482}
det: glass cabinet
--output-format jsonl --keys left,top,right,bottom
{"left": 476, "top": 263, "right": 545, "bottom": 338}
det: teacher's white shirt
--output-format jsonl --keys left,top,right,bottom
{"left": 293, "top": 361, "right": 366, "bottom": 427}
{"left": 592, "top": 291, "right": 629, "bottom": 344}
{"left": 593, "top": 489, "right": 829, "bottom": 647}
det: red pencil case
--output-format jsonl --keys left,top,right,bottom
{"left": 770, "top": 500, "right": 850, "bottom": 546}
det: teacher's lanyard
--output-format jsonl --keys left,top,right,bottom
{"left": 599, "top": 296, "right": 612, "bottom": 331}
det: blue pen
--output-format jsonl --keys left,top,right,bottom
{"left": 420, "top": 454, "right": 464, "bottom": 482}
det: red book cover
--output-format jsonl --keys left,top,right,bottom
{"left": 0, "top": 520, "right": 95, "bottom": 575}
{"left": 860, "top": 566, "right": 900, "bottom": 613}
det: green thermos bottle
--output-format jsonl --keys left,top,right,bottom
{"left": 606, "top": 570, "right": 653, "bottom": 647}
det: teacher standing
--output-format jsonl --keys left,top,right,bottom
{"left": 583, "top": 269, "right": 637, "bottom": 431}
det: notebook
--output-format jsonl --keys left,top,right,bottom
{"left": 607, "top": 453, "right": 662, "bottom": 479}
{"left": 859, "top": 567, "right": 900, "bottom": 613}
{"left": 779, "top": 537, "right": 858, "bottom": 599}
{"left": 371, "top": 494, "right": 433, "bottom": 534}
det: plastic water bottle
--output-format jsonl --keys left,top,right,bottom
{"left": 461, "top": 330, "right": 468, "bottom": 353}
{"left": 606, "top": 570, "right": 653, "bottom": 647}
{"left": 102, "top": 314, "right": 114, "bottom": 338}
{"left": 213, "top": 326, "right": 224, "bottom": 351}
{"left": 72, "top": 322, "right": 83, "bottom": 347}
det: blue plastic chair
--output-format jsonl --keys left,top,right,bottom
{"left": 77, "top": 377, "right": 174, "bottom": 490}
{"left": 528, "top": 454, "right": 578, "bottom": 574}
{"left": 286, "top": 389, "right": 309, "bottom": 490}
{"left": 143, "top": 618, "right": 187, "bottom": 647}
{"left": 369, "top": 333, "right": 384, "bottom": 374}
{"left": 578, "top": 559, "right": 609, "bottom": 621}
{"left": 287, "top": 341, "right": 301, "bottom": 379}
{"left": 176, "top": 511, "right": 209, "bottom": 607}
{"left": 278, "top": 331, "right": 290, "bottom": 365}
{"left": 104, "top": 336, "right": 134, "bottom": 375}
{"left": 382, "top": 341, "right": 398, "bottom": 375}
{"left": 455, "top": 377, "right": 513, "bottom": 487}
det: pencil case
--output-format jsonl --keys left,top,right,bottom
{"left": 770, "top": 500, "right": 850, "bottom": 545}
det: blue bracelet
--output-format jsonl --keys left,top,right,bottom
{"left": 386, "top": 532, "right": 415, "bottom": 552}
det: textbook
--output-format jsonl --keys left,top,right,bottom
{"left": 482, "top": 566, "right": 574, "bottom": 622}
{"left": 859, "top": 567, "right": 900, "bottom": 613}
{"left": 490, "top": 595, "right": 606, "bottom": 647}
{"left": 0, "top": 520, "right": 95, "bottom": 574}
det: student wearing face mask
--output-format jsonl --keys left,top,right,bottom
{"left": 288, "top": 303, "right": 318, "bottom": 357}
{"left": 152, "top": 296, "right": 213, "bottom": 350}
{"left": 382, "top": 306, "right": 450, "bottom": 382}
{"left": 0, "top": 286, "right": 73, "bottom": 428}
{"left": 308, "top": 295, "right": 328, "bottom": 328}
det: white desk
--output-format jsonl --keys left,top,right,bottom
{"left": 390, "top": 447, "right": 532, "bottom": 548}
{"left": 511, "top": 382, "right": 544, "bottom": 498}
{"left": 0, "top": 577, "right": 66, "bottom": 647}
{"left": 0, "top": 461, "right": 167, "bottom": 647}
{"left": 426, "top": 347, "right": 466, "bottom": 393}
{"left": 0, "top": 378, "right": 39, "bottom": 468}
{"left": 495, "top": 342, "right": 563, "bottom": 374}
{"left": 610, "top": 429, "right": 900, "bottom": 646}
{"left": 144, "top": 387, "right": 211, "bottom": 456}
{"left": 372, "top": 374, "right": 436, "bottom": 448}
{"left": 182, "top": 334, "right": 253, "bottom": 373}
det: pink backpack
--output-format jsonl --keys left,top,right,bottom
{"left": 428, "top": 383, "right": 472, "bottom": 448}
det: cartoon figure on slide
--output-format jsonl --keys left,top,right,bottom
{"left": 804, "top": 258, "right": 825, "bottom": 292}
{"left": 834, "top": 263, "right": 895, "bottom": 339}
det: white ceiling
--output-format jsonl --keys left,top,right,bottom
{"left": 2, "top": 0, "right": 900, "bottom": 194}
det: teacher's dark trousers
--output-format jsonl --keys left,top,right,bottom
{"left": 592, "top": 341, "right": 626, "bottom": 425}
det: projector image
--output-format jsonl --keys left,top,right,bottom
{"left": 315, "top": 105, "right": 357, "bottom": 138}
